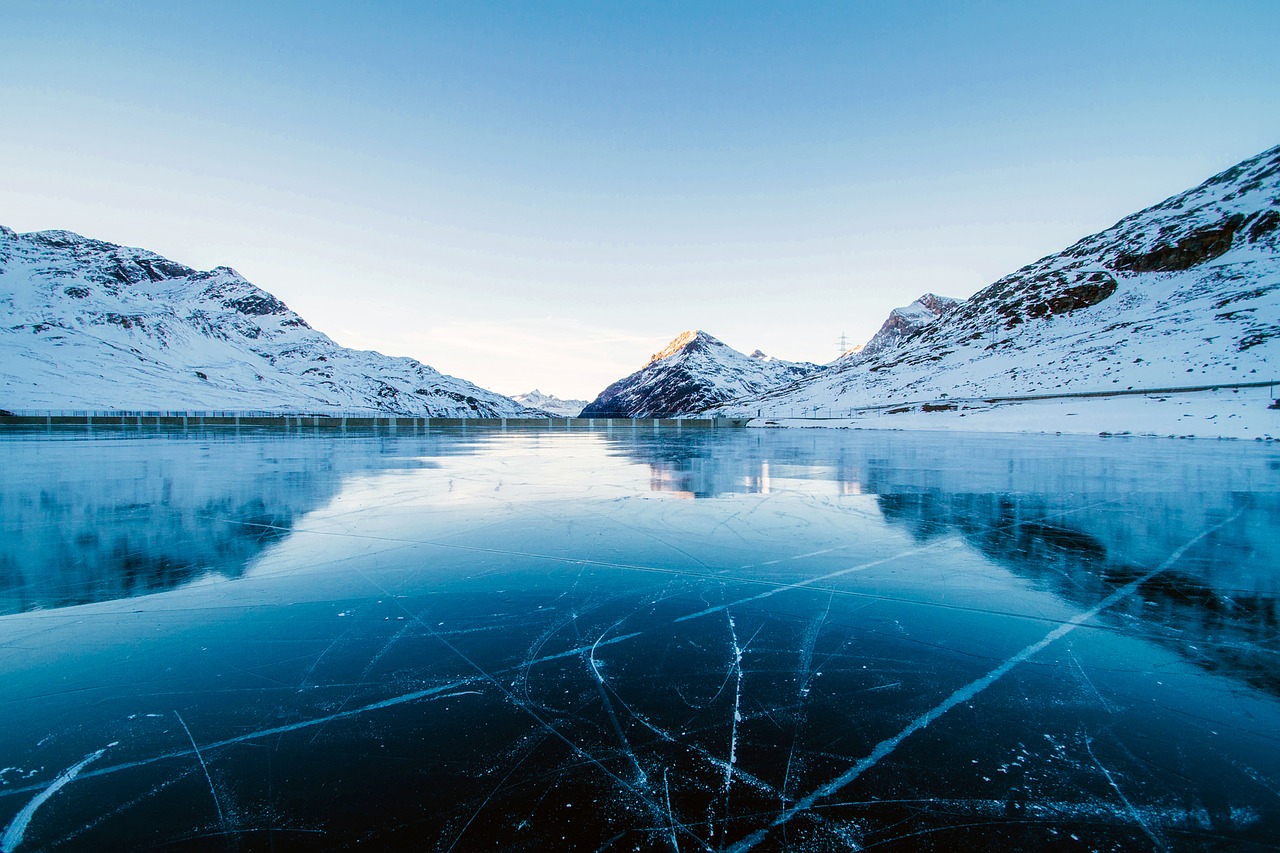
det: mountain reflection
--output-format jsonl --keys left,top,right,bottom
{"left": 636, "top": 430, "right": 1280, "bottom": 698}
{"left": 0, "top": 429, "right": 457, "bottom": 615}
{"left": 876, "top": 490, "right": 1280, "bottom": 696}
{"left": 2, "top": 438, "right": 314, "bottom": 613}
{"left": 633, "top": 431, "right": 871, "bottom": 497}
{"left": 4, "top": 426, "right": 1276, "bottom": 703}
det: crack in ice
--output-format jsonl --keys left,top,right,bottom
{"left": 587, "top": 620, "right": 648, "bottom": 787}
{"left": 2, "top": 744, "right": 113, "bottom": 853}
{"left": 679, "top": 499, "right": 1121, "bottom": 623}
{"left": 1085, "top": 735, "right": 1165, "bottom": 851}
{"left": 174, "top": 711, "right": 227, "bottom": 831}
{"left": 726, "top": 509, "right": 1244, "bottom": 852}
{"left": 676, "top": 539, "right": 964, "bottom": 623}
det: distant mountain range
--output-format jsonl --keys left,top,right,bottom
{"left": 5, "top": 144, "right": 1276, "bottom": 422}
{"left": 574, "top": 297, "right": 962, "bottom": 419}
{"left": 0, "top": 228, "right": 540, "bottom": 416}
{"left": 578, "top": 330, "right": 818, "bottom": 418}
{"left": 513, "top": 389, "right": 589, "bottom": 417}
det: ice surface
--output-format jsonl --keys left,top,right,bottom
{"left": 1, "top": 425, "right": 1278, "bottom": 850}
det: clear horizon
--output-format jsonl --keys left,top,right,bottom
{"left": 3, "top": 1, "right": 1279, "bottom": 400}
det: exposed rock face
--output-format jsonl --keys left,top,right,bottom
{"left": 0, "top": 227, "right": 542, "bottom": 416}
{"left": 988, "top": 271, "right": 1120, "bottom": 326}
{"left": 580, "top": 330, "right": 817, "bottom": 418}
{"left": 1112, "top": 215, "right": 1244, "bottom": 273}
{"left": 709, "top": 144, "right": 1280, "bottom": 415}
{"left": 856, "top": 293, "right": 961, "bottom": 359}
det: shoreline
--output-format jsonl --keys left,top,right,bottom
{"left": 748, "top": 387, "right": 1278, "bottom": 441}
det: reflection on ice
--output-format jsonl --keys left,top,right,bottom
{"left": 0, "top": 426, "right": 1278, "bottom": 850}
{"left": 0, "top": 432, "right": 463, "bottom": 614}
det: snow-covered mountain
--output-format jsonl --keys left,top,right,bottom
{"left": 512, "top": 389, "right": 588, "bottom": 417}
{"left": 853, "top": 293, "right": 961, "bottom": 359}
{"left": 713, "top": 144, "right": 1280, "bottom": 417}
{"left": 0, "top": 227, "right": 542, "bottom": 416}
{"left": 579, "top": 330, "right": 818, "bottom": 418}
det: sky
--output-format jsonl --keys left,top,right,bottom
{"left": 2, "top": 1, "right": 1279, "bottom": 401}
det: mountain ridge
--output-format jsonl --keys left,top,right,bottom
{"left": 710, "top": 144, "right": 1280, "bottom": 417}
{"left": 0, "top": 226, "right": 542, "bottom": 417}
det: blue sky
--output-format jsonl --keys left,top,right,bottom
{"left": 3, "top": 1, "right": 1279, "bottom": 399}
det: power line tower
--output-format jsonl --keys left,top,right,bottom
{"left": 835, "top": 331, "right": 851, "bottom": 354}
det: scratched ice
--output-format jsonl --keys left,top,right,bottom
{"left": 1, "top": 425, "right": 1278, "bottom": 850}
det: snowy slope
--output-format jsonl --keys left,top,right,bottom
{"left": 713, "top": 145, "right": 1280, "bottom": 419}
{"left": 580, "top": 330, "right": 818, "bottom": 418}
{"left": 0, "top": 227, "right": 542, "bottom": 416}
{"left": 512, "top": 389, "right": 588, "bottom": 417}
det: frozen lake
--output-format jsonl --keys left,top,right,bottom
{"left": 1, "top": 426, "right": 1278, "bottom": 851}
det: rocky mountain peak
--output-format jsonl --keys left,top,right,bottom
{"left": 646, "top": 329, "right": 722, "bottom": 366}
{"left": 857, "top": 293, "right": 962, "bottom": 358}
{"left": 582, "top": 330, "right": 817, "bottom": 418}
{"left": 913, "top": 293, "right": 960, "bottom": 315}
